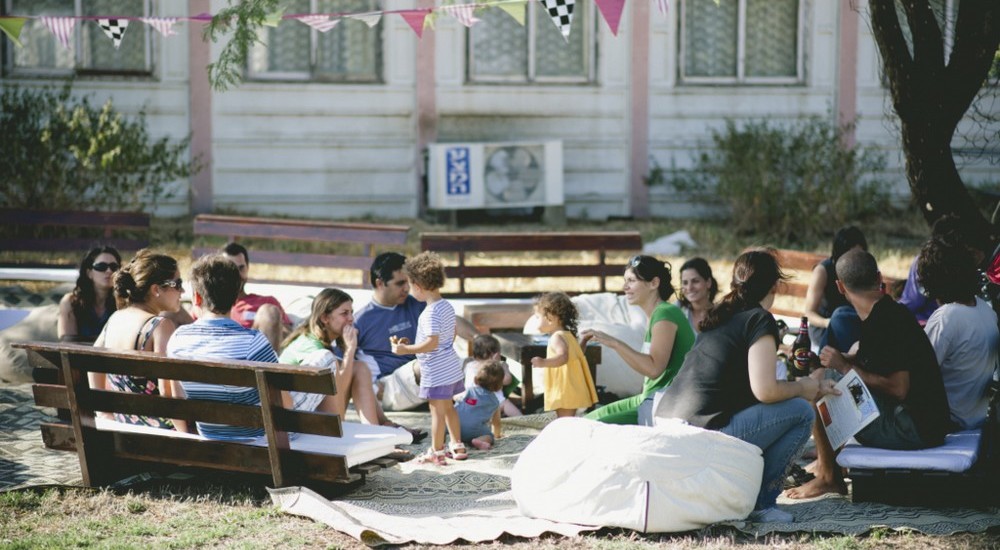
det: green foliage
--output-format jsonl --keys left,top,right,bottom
{"left": 0, "top": 84, "right": 195, "bottom": 212}
{"left": 669, "top": 116, "right": 890, "bottom": 242}
{"left": 205, "top": 0, "right": 282, "bottom": 92}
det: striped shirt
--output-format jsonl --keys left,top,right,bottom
{"left": 415, "top": 299, "right": 463, "bottom": 388}
{"left": 166, "top": 318, "right": 276, "bottom": 441}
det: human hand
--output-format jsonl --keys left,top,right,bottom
{"left": 530, "top": 356, "right": 543, "bottom": 368}
{"left": 819, "top": 346, "right": 847, "bottom": 374}
{"left": 815, "top": 378, "right": 841, "bottom": 401}
{"left": 342, "top": 324, "right": 358, "bottom": 351}
{"left": 389, "top": 336, "right": 410, "bottom": 355}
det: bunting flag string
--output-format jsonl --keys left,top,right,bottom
{"left": 97, "top": 18, "right": 128, "bottom": 49}
{"left": 0, "top": 0, "right": 672, "bottom": 50}
{"left": 297, "top": 14, "right": 340, "bottom": 33}
{"left": 38, "top": 16, "right": 75, "bottom": 50}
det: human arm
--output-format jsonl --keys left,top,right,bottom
{"left": 580, "top": 317, "right": 679, "bottom": 380}
{"left": 57, "top": 294, "right": 78, "bottom": 341}
{"left": 819, "top": 345, "right": 910, "bottom": 401}
{"left": 804, "top": 264, "right": 830, "bottom": 329}
{"left": 531, "top": 333, "right": 568, "bottom": 368}
{"left": 748, "top": 335, "right": 839, "bottom": 403}
{"left": 148, "top": 318, "right": 188, "bottom": 432}
{"left": 391, "top": 334, "right": 437, "bottom": 355}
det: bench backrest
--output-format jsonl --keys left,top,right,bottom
{"left": 772, "top": 249, "right": 900, "bottom": 319}
{"left": 421, "top": 231, "right": 643, "bottom": 298}
{"left": 0, "top": 208, "right": 151, "bottom": 266}
{"left": 193, "top": 214, "right": 410, "bottom": 288}
{"left": 16, "top": 340, "right": 354, "bottom": 488}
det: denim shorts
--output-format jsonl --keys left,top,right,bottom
{"left": 419, "top": 379, "right": 465, "bottom": 400}
{"left": 855, "top": 393, "right": 926, "bottom": 450}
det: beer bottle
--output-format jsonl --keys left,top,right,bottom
{"left": 790, "top": 316, "right": 812, "bottom": 377}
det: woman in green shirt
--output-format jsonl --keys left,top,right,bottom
{"left": 582, "top": 255, "right": 696, "bottom": 424}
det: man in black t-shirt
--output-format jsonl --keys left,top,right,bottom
{"left": 786, "top": 249, "right": 954, "bottom": 499}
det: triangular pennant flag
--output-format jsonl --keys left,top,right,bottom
{"left": 97, "top": 18, "right": 128, "bottom": 49}
{"left": 297, "top": 15, "right": 340, "bottom": 33}
{"left": 657, "top": 0, "right": 670, "bottom": 17}
{"left": 593, "top": 0, "right": 625, "bottom": 35}
{"left": 349, "top": 12, "right": 382, "bottom": 28}
{"left": 139, "top": 17, "right": 179, "bottom": 37}
{"left": 262, "top": 8, "right": 284, "bottom": 27}
{"left": 440, "top": 3, "right": 480, "bottom": 28}
{"left": 0, "top": 17, "right": 27, "bottom": 48}
{"left": 538, "top": 0, "right": 574, "bottom": 39}
{"left": 39, "top": 16, "right": 76, "bottom": 50}
{"left": 400, "top": 10, "right": 428, "bottom": 38}
{"left": 495, "top": 1, "right": 526, "bottom": 26}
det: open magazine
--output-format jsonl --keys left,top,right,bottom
{"left": 815, "top": 369, "right": 880, "bottom": 450}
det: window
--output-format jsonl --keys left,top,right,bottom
{"left": 680, "top": 0, "right": 803, "bottom": 84}
{"left": 468, "top": 2, "right": 595, "bottom": 84}
{"left": 3, "top": 0, "right": 152, "bottom": 76}
{"left": 248, "top": 0, "right": 382, "bottom": 83}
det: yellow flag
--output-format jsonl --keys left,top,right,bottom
{"left": 0, "top": 17, "right": 26, "bottom": 47}
{"left": 495, "top": 0, "right": 526, "bottom": 26}
{"left": 263, "top": 8, "right": 284, "bottom": 27}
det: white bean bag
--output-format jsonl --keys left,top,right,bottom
{"left": 512, "top": 417, "right": 762, "bottom": 532}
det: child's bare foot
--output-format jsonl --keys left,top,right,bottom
{"left": 783, "top": 476, "right": 847, "bottom": 499}
{"left": 471, "top": 437, "right": 492, "bottom": 451}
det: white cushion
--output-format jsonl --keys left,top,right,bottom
{"left": 512, "top": 417, "right": 762, "bottom": 532}
{"left": 836, "top": 429, "right": 981, "bottom": 473}
{"left": 95, "top": 417, "right": 409, "bottom": 468}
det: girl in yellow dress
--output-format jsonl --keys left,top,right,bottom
{"left": 530, "top": 292, "right": 598, "bottom": 417}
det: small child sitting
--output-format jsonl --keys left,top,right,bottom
{"left": 460, "top": 334, "right": 522, "bottom": 418}
{"left": 455, "top": 360, "right": 507, "bottom": 450}
{"left": 530, "top": 292, "right": 598, "bottom": 418}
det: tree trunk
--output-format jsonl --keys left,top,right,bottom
{"left": 868, "top": 0, "right": 1000, "bottom": 253}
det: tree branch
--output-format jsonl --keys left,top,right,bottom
{"left": 944, "top": 1, "right": 1000, "bottom": 127}
{"left": 899, "top": 0, "right": 945, "bottom": 75}
{"left": 869, "top": 0, "right": 916, "bottom": 118}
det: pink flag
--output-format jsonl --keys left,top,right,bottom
{"left": 593, "top": 0, "right": 625, "bottom": 35}
{"left": 39, "top": 16, "right": 75, "bottom": 50}
{"left": 440, "top": 4, "right": 480, "bottom": 28}
{"left": 139, "top": 17, "right": 179, "bottom": 37}
{"left": 297, "top": 15, "right": 340, "bottom": 33}
{"left": 657, "top": 0, "right": 670, "bottom": 17}
{"left": 400, "top": 10, "right": 429, "bottom": 38}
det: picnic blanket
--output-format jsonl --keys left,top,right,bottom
{"left": 271, "top": 413, "right": 1000, "bottom": 545}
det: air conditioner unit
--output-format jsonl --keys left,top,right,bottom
{"left": 427, "top": 141, "right": 563, "bottom": 210}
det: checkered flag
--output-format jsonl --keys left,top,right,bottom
{"left": 97, "top": 18, "right": 129, "bottom": 49}
{"left": 538, "top": 0, "right": 574, "bottom": 40}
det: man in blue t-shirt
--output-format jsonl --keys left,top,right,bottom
{"left": 355, "top": 252, "right": 480, "bottom": 411}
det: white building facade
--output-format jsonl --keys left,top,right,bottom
{"left": 1, "top": 0, "right": 995, "bottom": 219}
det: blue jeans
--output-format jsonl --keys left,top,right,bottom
{"left": 824, "top": 305, "right": 861, "bottom": 353}
{"left": 719, "top": 398, "right": 814, "bottom": 510}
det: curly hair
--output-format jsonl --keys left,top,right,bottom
{"left": 112, "top": 249, "right": 178, "bottom": 310}
{"left": 70, "top": 246, "right": 121, "bottom": 321}
{"left": 535, "top": 292, "right": 579, "bottom": 335}
{"left": 474, "top": 360, "right": 507, "bottom": 393}
{"left": 917, "top": 239, "right": 978, "bottom": 305}
{"left": 402, "top": 251, "right": 447, "bottom": 291}
{"left": 472, "top": 334, "right": 501, "bottom": 360}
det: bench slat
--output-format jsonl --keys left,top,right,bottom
{"left": 194, "top": 215, "right": 409, "bottom": 245}
{"left": 445, "top": 264, "right": 628, "bottom": 279}
{"left": 33, "top": 383, "right": 70, "bottom": 409}
{"left": 0, "top": 238, "right": 149, "bottom": 252}
{"left": 422, "top": 232, "right": 641, "bottom": 252}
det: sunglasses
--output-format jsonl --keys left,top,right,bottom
{"left": 91, "top": 262, "right": 120, "bottom": 273}
{"left": 160, "top": 278, "right": 184, "bottom": 290}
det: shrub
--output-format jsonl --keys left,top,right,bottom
{"left": 668, "top": 116, "right": 889, "bottom": 242}
{"left": 0, "top": 84, "right": 195, "bottom": 212}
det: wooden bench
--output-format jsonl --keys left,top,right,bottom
{"left": 16, "top": 341, "right": 398, "bottom": 489}
{"left": 193, "top": 214, "right": 410, "bottom": 288}
{"left": 0, "top": 208, "right": 150, "bottom": 273}
{"left": 421, "top": 231, "right": 643, "bottom": 299}
{"left": 772, "top": 249, "right": 899, "bottom": 320}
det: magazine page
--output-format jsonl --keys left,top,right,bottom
{"left": 815, "top": 369, "right": 880, "bottom": 450}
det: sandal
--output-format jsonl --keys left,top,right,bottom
{"left": 784, "top": 464, "right": 815, "bottom": 489}
{"left": 446, "top": 442, "right": 468, "bottom": 461}
{"left": 416, "top": 448, "right": 448, "bottom": 466}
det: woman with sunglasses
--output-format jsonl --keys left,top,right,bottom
{"left": 58, "top": 246, "right": 122, "bottom": 343}
{"left": 581, "top": 255, "right": 696, "bottom": 424}
{"left": 92, "top": 249, "right": 187, "bottom": 432}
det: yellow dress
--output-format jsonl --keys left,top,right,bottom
{"left": 543, "top": 330, "right": 599, "bottom": 411}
